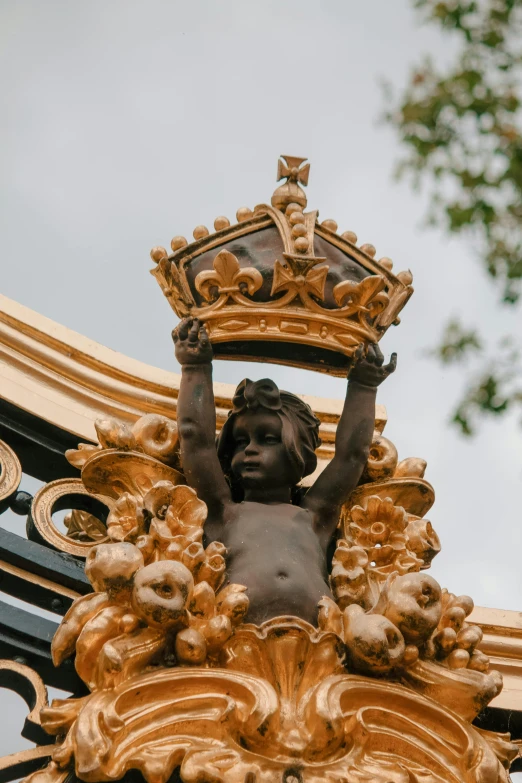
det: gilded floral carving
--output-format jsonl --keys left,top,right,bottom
{"left": 24, "top": 390, "right": 517, "bottom": 780}
{"left": 23, "top": 412, "right": 518, "bottom": 783}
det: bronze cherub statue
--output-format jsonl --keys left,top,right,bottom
{"left": 173, "top": 316, "right": 396, "bottom": 626}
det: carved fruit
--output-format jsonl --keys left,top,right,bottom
{"left": 343, "top": 604, "right": 405, "bottom": 674}
{"left": 132, "top": 415, "right": 179, "bottom": 466}
{"left": 189, "top": 581, "right": 216, "bottom": 618}
{"left": 175, "top": 628, "right": 207, "bottom": 665}
{"left": 85, "top": 543, "right": 144, "bottom": 600}
{"left": 216, "top": 589, "right": 249, "bottom": 626}
{"left": 448, "top": 648, "right": 470, "bottom": 669}
{"left": 382, "top": 573, "right": 442, "bottom": 645}
{"left": 394, "top": 457, "right": 427, "bottom": 478}
{"left": 204, "top": 615, "right": 233, "bottom": 652}
{"left": 405, "top": 518, "right": 441, "bottom": 567}
{"left": 132, "top": 560, "right": 193, "bottom": 628}
{"left": 95, "top": 418, "right": 136, "bottom": 451}
{"left": 456, "top": 625, "right": 483, "bottom": 653}
{"left": 363, "top": 434, "right": 398, "bottom": 482}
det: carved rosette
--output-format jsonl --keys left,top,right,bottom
{"left": 24, "top": 415, "right": 518, "bottom": 783}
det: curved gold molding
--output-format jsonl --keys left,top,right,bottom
{"left": 0, "top": 438, "right": 22, "bottom": 504}
{"left": 0, "top": 294, "right": 385, "bottom": 473}
{"left": 0, "top": 659, "right": 48, "bottom": 728}
{"left": 31, "top": 478, "right": 109, "bottom": 558}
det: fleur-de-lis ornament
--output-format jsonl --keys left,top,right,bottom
{"left": 195, "top": 250, "right": 263, "bottom": 304}
{"left": 333, "top": 275, "right": 390, "bottom": 320}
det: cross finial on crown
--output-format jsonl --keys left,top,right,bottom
{"left": 272, "top": 155, "right": 310, "bottom": 212}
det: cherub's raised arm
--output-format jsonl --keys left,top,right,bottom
{"left": 303, "top": 344, "right": 396, "bottom": 540}
{"left": 173, "top": 318, "right": 231, "bottom": 516}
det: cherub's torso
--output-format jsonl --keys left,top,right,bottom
{"left": 206, "top": 501, "right": 332, "bottom": 626}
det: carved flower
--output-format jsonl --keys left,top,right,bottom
{"left": 143, "top": 481, "right": 179, "bottom": 520}
{"left": 106, "top": 492, "right": 145, "bottom": 542}
{"left": 144, "top": 483, "right": 206, "bottom": 529}
{"left": 330, "top": 542, "right": 369, "bottom": 608}
{"left": 138, "top": 483, "right": 207, "bottom": 560}
{"left": 165, "top": 485, "right": 207, "bottom": 529}
{"left": 406, "top": 517, "right": 441, "bottom": 568}
{"left": 349, "top": 496, "right": 408, "bottom": 569}
{"left": 394, "top": 549, "right": 424, "bottom": 574}
{"left": 335, "top": 542, "right": 368, "bottom": 581}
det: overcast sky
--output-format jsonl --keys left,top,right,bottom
{"left": 1, "top": 0, "right": 521, "bottom": 769}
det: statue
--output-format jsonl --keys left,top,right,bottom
{"left": 23, "top": 156, "right": 519, "bottom": 783}
{"left": 173, "top": 317, "right": 395, "bottom": 625}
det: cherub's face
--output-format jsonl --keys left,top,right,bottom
{"left": 230, "top": 409, "right": 299, "bottom": 489}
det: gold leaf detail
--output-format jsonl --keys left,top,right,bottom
{"left": 64, "top": 510, "right": 107, "bottom": 542}
{"left": 271, "top": 259, "right": 328, "bottom": 301}
{"left": 195, "top": 250, "right": 262, "bottom": 302}
{"left": 280, "top": 320, "right": 308, "bottom": 335}
{"left": 304, "top": 265, "right": 328, "bottom": 299}
{"left": 219, "top": 319, "right": 250, "bottom": 331}
{"left": 333, "top": 275, "right": 389, "bottom": 314}
{"left": 333, "top": 333, "right": 360, "bottom": 347}
{"left": 65, "top": 443, "right": 100, "bottom": 469}
{"left": 271, "top": 259, "right": 294, "bottom": 296}
{"left": 95, "top": 418, "right": 136, "bottom": 451}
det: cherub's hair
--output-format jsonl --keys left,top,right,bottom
{"left": 216, "top": 378, "right": 322, "bottom": 491}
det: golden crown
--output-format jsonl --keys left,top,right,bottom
{"left": 150, "top": 155, "right": 414, "bottom": 375}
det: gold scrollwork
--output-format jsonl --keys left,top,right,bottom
{"left": 0, "top": 745, "right": 58, "bottom": 783}
{"left": 31, "top": 478, "right": 109, "bottom": 558}
{"left": 0, "top": 659, "right": 49, "bottom": 742}
{"left": 0, "top": 439, "right": 22, "bottom": 507}
{"left": 32, "top": 622, "right": 515, "bottom": 783}
{"left": 0, "top": 659, "right": 56, "bottom": 783}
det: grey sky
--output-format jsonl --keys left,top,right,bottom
{"left": 1, "top": 0, "right": 521, "bottom": 768}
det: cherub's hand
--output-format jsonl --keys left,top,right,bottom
{"left": 348, "top": 343, "right": 397, "bottom": 388}
{"left": 173, "top": 317, "right": 213, "bottom": 366}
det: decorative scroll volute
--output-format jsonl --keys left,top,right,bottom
{"left": 30, "top": 623, "right": 515, "bottom": 783}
